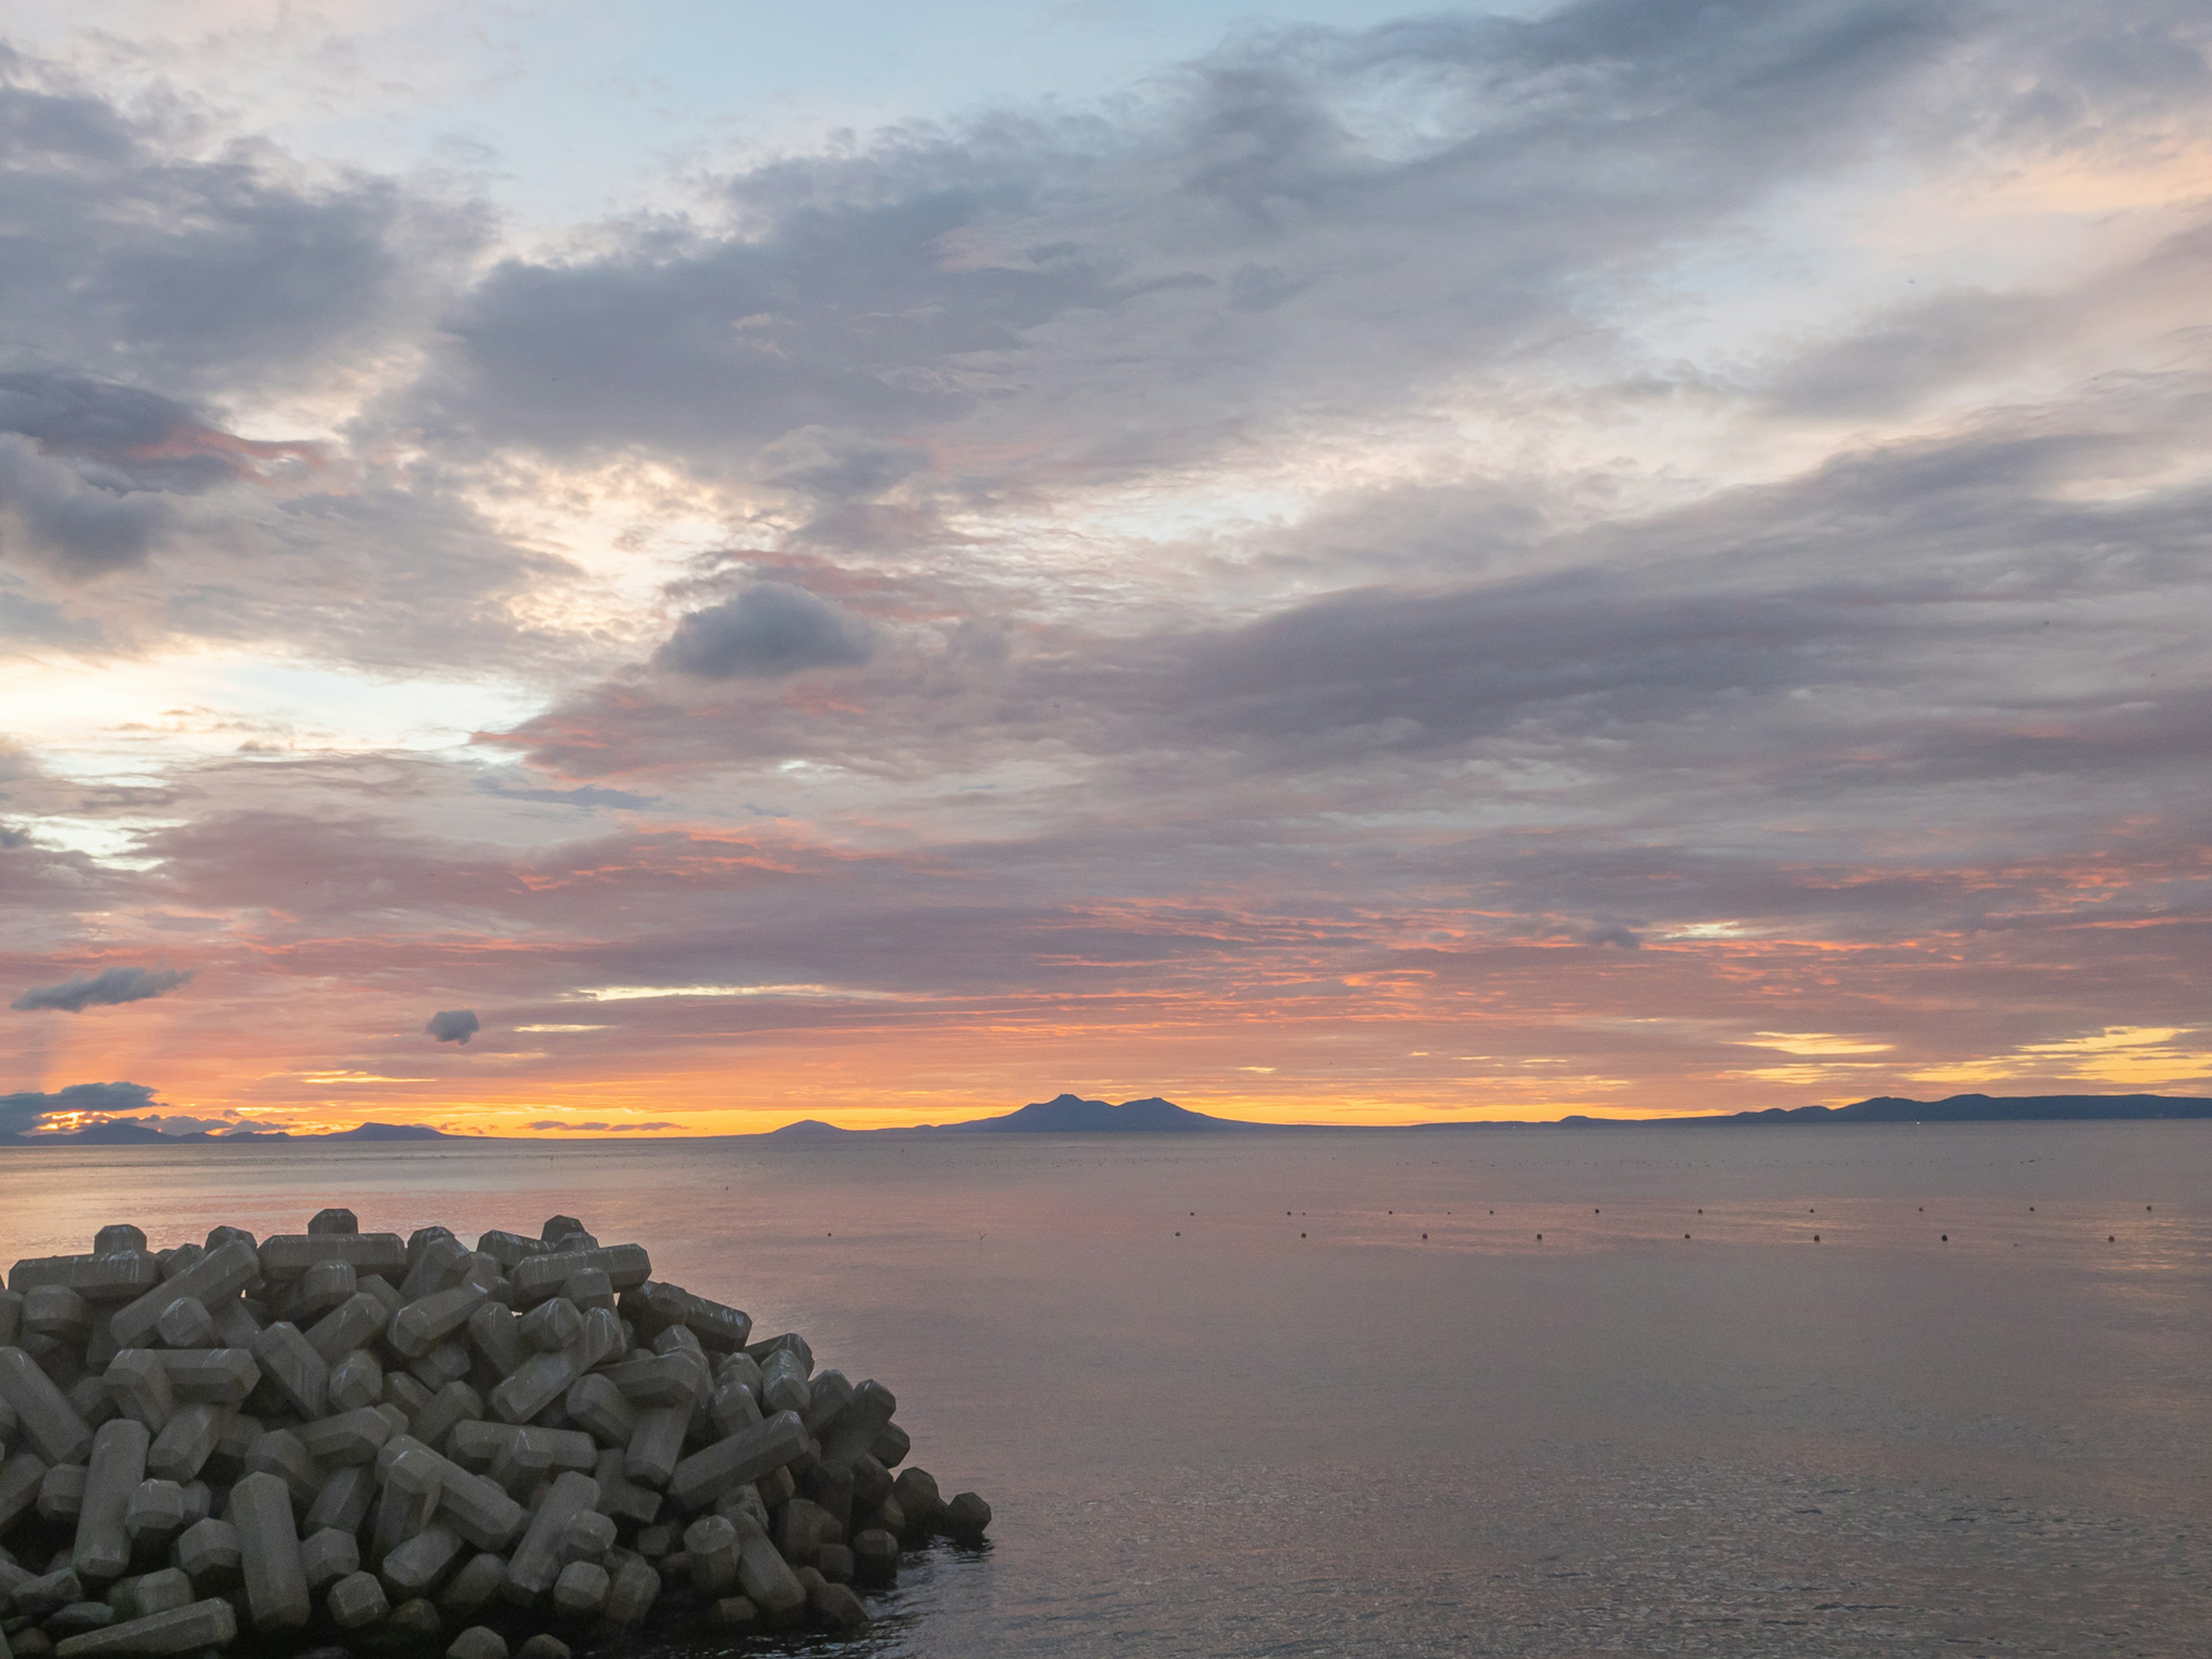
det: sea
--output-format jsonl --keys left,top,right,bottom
{"left": 3, "top": 1122, "right": 2207, "bottom": 1657}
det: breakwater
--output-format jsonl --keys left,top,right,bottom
{"left": 0, "top": 1209, "right": 988, "bottom": 1656}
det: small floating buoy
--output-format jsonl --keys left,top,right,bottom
{"left": 1814, "top": 1234, "right": 1820, "bottom": 1243}
{"left": 1301, "top": 1232, "right": 1306, "bottom": 1238}
{"left": 1536, "top": 1233, "right": 1543, "bottom": 1241}
{"left": 1421, "top": 1233, "right": 1427, "bottom": 1240}
{"left": 1941, "top": 1234, "right": 1948, "bottom": 1241}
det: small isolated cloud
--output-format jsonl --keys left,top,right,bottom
{"left": 652, "top": 583, "right": 874, "bottom": 680}
{"left": 12, "top": 965, "right": 193, "bottom": 1013}
{"left": 0, "top": 1080, "right": 160, "bottom": 1135}
{"left": 1574, "top": 922, "right": 1643, "bottom": 949}
{"left": 425, "top": 1009, "right": 481, "bottom": 1044}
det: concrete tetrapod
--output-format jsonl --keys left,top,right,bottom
{"left": 1, "top": 1209, "right": 990, "bottom": 1654}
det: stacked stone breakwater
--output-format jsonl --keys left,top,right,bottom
{"left": 0, "top": 1210, "right": 991, "bottom": 1658}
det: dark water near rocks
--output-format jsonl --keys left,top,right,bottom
{"left": 4, "top": 1123, "right": 2208, "bottom": 1657}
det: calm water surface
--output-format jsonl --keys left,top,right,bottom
{"left": 3, "top": 1124, "right": 2207, "bottom": 1657}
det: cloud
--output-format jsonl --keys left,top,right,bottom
{"left": 425, "top": 1009, "right": 481, "bottom": 1044}
{"left": 652, "top": 584, "right": 876, "bottom": 680}
{"left": 12, "top": 965, "right": 192, "bottom": 1013}
{"left": 0, "top": 1080, "right": 160, "bottom": 1135}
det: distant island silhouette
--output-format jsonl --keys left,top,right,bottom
{"left": 3, "top": 1093, "right": 2208, "bottom": 1146}
{"left": 769, "top": 1090, "right": 2212, "bottom": 1134}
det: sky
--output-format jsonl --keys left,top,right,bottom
{"left": 1, "top": 0, "right": 2209, "bottom": 1136}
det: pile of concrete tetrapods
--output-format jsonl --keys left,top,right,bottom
{"left": 0, "top": 1210, "right": 991, "bottom": 1659}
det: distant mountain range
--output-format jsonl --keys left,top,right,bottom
{"left": 0, "top": 1120, "right": 457, "bottom": 1147}
{"left": 773, "top": 1090, "right": 2212, "bottom": 1134}
{"left": 772, "top": 1093, "right": 1266, "bottom": 1135}
{"left": 3, "top": 1093, "right": 2208, "bottom": 1147}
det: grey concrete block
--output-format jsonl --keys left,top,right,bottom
{"left": 201, "top": 1412, "right": 259, "bottom": 1484}
{"left": 298, "top": 1529, "right": 359, "bottom": 1594}
{"left": 369, "top": 1447, "right": 443, "bottom": 1568}
{"left": 434, "top": 1554, "right": 507, "bottom": 1624}
{"left": 589, "top": 1448, "right": 659, "bottom": 1528}
{"left": 207, "top": 1302, "right": 260, "bottom": 1353}
{"left": 891, "top": 1466, "right": 941, "bottom": 1532}
{"left": 514, "top": 1633, "right": 570, "bottom": 1659}
{"left": 773, "top": 1498, "right": 839, "bottom": 1568}
{"left": 227, "top": 1471, "right": 310, "bottom": 1631}
{"left": 621, "top": 1403, "right": 691, "bottom": 1491}
{"left": 357, "top": 1275, "right": 406, "bottom": 1320}
{"left": 0, "top": 1448, "right": 46, "bottom": 1531}
{"left": 869, "top": 1421, "right": 910, "bottom": 1468}
{"left": 65, "top": 1376, "right": 114, "bottom": 1433}
{"left": 681, "top": 1517, "right": 739, "bottom": 1598}
{"left": 814, "top": 1543, "right": 853, "bottom": 1585}
{"left": 172, "top": 1520, "right": 239, "bottom": 1590}
{"left": 292, "top": 1262, "right": 355, "bottom": 1323}
{"left": 93, "top": 1229, "right": 147, "bottom": 1259}
{"left": 445, "top": 1624, "right": 506, "bottom": 1659}
{"left": 156, "top": 1244, "right": 203, "bottom": 1281}
{"left": 243, "top": 1430, "right": 317, "bottom": 1509}
{"left": 554, "top": 1512, "right": 612, "bottom": 1569}
{"left": 306, "top": 1211, "right": 359, "bottom": 1238}
{"left": 373, "top": 1597, "right": 441, "bottom": 1654}
{"left": 849, "top": 1528, "right": 896, "bottom": 1588}
{"left": 100, "top": 1355, "right": 173, "bottom": 1435}
{"left": 501, "top": 1471, "right": 598, "bottom": 1604}
{"left": 6, "top": 1257, "right": 160, "bottom": 1304}
{"left": 799, "top": 1369, "right": 853, "bottom": 1437}
{"left": 666, "top": 1411, "right": 808, "bottom": 1513}
{"left": 123, "top": 1480, "right": 190, "bottom": 1550}
{"left": 706, "top": 1376, "right": 762, "bottom": 1440}
{"left": 409, "top": 1382, "right": 481, "bottom": 1454}
{"left": 50, "top": 1597, "right": 236, "bottom": 1658}
{"left": 108, "top": 1243, "right": 259, "bottom": 1352}
{"left": 514, "top": 1301, "right": 578, "bottom": 1357}
{"left": 147, "top": 1300, "right": 213, "bottom": 1353}
{"left": 327, "top": 1570, "right": 388, "bottom": 1630}
{"left": 508, "top": 1248, "right": 649, "bottom": 1309}
{"left": 378, "top": 1525, "right": 464, "bottom": 1601}
{"left": 601, "top": 1354, "right": 699, "bottom": 1408}
{"left": 374, "top": 1439, "right": 522, "bottom": 1554}
{"left": 945, "top": 1490, "right": 992, "bottom": 1541}
{"left": 712, "top": 1483, "right": 768, "bottom": 1535}
{"left": 328, "top": 1350, "right": 382, "bottom": 1415}
{"left": 304, "top": 1463, "right": 375, "bottom": 1537}
{"left": 400, "top": 1238, "right": 469, "bottom": 1305}
{"left": 472, "top": 1234, "right": 544, "bottom": 1273}
{"left": 548, "top": 1562, "right": 607, "bottom": 1622}
{"left": 818, "top": 1380, "right": 896, "bottom": 1472}
{"left": 728, "top": 1515, "right": 805, "bottom": 1622}
{"left": 14, "top": 1567, "right": 85, "bottom": 1620}
{"left": 849, "top": 1452, "right": 892, "bottom": 1516}
{"left": 406, "top": 1342, "right": 472, "bottom": 1395}
{"left": 382, "top": 1372, "right": 435, "bottom": 1420}
{"left": 45, "top": 1602, "right": 115, "bottom": 1637}
{"left": 391, "top": 1289, "right": 486, "bottom": 1362}
{"left": 559, "top": 1272, "right": 611, "bottom": 1315}
{"left": 128, "top": 1569, "right": 190, "bottom": 1619}
{"left": 806, "top": 1578, "right": 869, "bottom": 1633}
{"left": 759, "top": 1350, "right": 810, "bottom": 1418}
{"left": 78, "top": 1418, "right": 153, "bottom": 1580}
{"left": 304, "top": 1294, "right": 384, "bottom": 1369}
{"left": 0, "top": 1286, "right": 19, "bottom": 1347}
{"left": 39, "top": 1461, "right": 87, "bottom": 1525}
{"left": 464, "top": 1305, "right": 525, "bottom": 1382}
{"left": 255, "top": 1235, "right": 406, "bottom": 1282}
{"left": 537, "top": 1219, "right": 584, "bottom": 1246}
{"left": 248, "top": 1326, "right": 325, "bottom": 1421}
{"left": 562, "top": 1376, "right": 632, "bottom": 1449}
{"left": 0, "top": 1349, "right": 93, "bottom": 1466}
{"left": 298, "top": 1407, "right": 393, "bottom": 1467}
